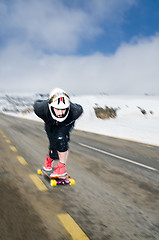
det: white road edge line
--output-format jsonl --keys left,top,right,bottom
{"left": 79, "top": 143, "right": 158, "bottom": 172}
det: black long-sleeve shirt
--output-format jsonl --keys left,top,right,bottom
{"left": 34, "top": 99, "right": 83, "bottom": 128}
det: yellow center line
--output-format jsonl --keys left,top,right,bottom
{"left": 1, "top": 129, "right": 88, "bottom": 239}
{"left": 9, "top": 145, "right": 17, "bottom": 152}
{"left": 29, "top": 174, "right": 48, "bottom": 191}
{"left": 0, "top": 130, "right": 11, "bottom": 144}
{"left": 17, "top": 156, "right": 28, "bottom": 166}
{"left": 58, "top": 213, "right": 89, "bottom": 240}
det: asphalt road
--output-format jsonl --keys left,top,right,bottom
{"left": 0, "top": 113, "right": 159, "bottom": 240}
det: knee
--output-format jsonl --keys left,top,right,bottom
{"left": 57, "top": 135, "right": 69, "bottom": 152}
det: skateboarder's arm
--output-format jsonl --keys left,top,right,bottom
{"left": 70, "top": 102, "right": 83, "bottom": 120}
{"left": 33, "top": 100, "right": 49, "bottom": 121}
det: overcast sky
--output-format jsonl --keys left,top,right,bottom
{"left": 0, "top": 0, "right": 159, "bottom": 95}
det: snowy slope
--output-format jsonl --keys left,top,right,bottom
{"left": 0, "top": 93, "right": 159, "bottom": 147}
{"left": 71, "top": 95, "right": 159, "bottom": 146}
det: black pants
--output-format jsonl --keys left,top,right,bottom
{"left": 45, "top": 123, "right": 74, "bottom": 159}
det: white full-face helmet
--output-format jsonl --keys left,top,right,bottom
{"left": 48, "top": 88, "right": 70, "bottom": 122}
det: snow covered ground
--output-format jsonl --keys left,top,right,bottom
{"left": 71, "top": 95, "right": 159, "bottom": 147}
{"left": 0, "top": 93, "right": 159, "bottom": 147}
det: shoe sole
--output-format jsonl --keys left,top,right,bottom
{"left": 50, "top": 172, "right": 68, "bottom": 178}
{"left": 43, "top": 167, "right": 53, "bottom": 171}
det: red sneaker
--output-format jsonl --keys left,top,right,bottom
{"left": 43, "top": 155, "right": 53, "bottom": 171}
{"left": 50, "top": 162, "right": 67, "bottom": 178}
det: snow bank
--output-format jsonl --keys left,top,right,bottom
{"left": 71, "top": 95, "right": 159, "bottom": 146}
{"left": 0, "top": 93, "right": 159, "bottom": 147}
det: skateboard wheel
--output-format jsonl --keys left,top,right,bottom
{"left": 37, "top": 169, "right": 43, "bottom": 175}
{"left": 50, "top": 179, "right": 57, "bottom": 187}
{"left": 69, "top": 179, "right": 75, "bottom": 185}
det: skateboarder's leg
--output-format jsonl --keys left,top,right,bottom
{"left": 48, "top": 124, "right": 74, "bottom": 177}
{"left": 57, "top": 150, "right": 69, "bottom": 165}
{"left": 43, "top": 127, "right": 58, "bottom": 170}
{"left": 50, "top": 132, "right": 70, "bottom": 177}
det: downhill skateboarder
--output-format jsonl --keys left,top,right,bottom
{"left": 34, "top": 88, "right": 83, "bottom": 178}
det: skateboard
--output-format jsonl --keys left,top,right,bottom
{"left": 37, "top": 167, "right": 75, "bottom": 187}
